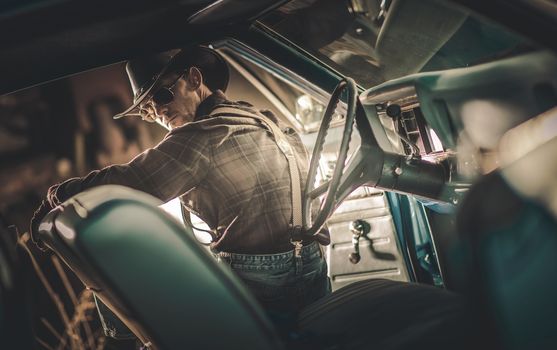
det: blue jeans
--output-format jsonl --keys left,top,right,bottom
{"left": 214, "top": 241, "right": 332, "bottom": 324}
{"left": 95, "top": 241, "right": 331, "bottom": 339}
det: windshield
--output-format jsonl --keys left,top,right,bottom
{"left": 259, "top": 0, "right": 533, "bottom": 89}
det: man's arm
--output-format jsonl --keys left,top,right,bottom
{"left": 30, "top": 131, "right": 211, "bottom": 248}
{"left": 49, "top": 131, "right": 212, "bottom": 205}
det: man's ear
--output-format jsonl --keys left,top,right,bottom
{"left": 187, "top": 67, "right": 203, "bottom": 90}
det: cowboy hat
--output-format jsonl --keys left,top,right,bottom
{"left": 113, "top": 45, "right": 229, "bottom": 119}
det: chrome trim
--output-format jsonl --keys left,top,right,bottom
{"left": 218, "top": 49, "right": 302, "bottom": 130}
{"left": 187, "top": 0, "right": 226, "bottom": 24}
{"left": 214, "top": 39, "right": 347, "bottom": 133}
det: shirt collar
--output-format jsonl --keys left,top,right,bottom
{"left": 194, "top": 90, "right": 228, "bottom": 121}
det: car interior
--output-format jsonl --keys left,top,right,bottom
{"left": 1, "top": 0, "right": 557, "bottom": 349}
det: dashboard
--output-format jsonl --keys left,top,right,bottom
{"left": 358, "top": 50, "right": 557, "bottom": 204}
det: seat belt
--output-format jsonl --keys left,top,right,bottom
{"left": 209, "top": 106, "right": 305, "bottom": 256}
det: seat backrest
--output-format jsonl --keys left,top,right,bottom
{"left": 453, "top": 107, "right": 557, "bottom": 350}
{"left": 39, "top": 185, "right": 283, "bottom": 350}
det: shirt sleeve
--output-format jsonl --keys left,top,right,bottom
{"left": 48, "top": 130, "right": 212, "bottom": 205}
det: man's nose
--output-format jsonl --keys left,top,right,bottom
{"left": 153, "top": 103, "right": 168, "bottom": 118}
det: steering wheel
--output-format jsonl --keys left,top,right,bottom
{"left": 303, "top": 77, "right": 358, "bottom": 237}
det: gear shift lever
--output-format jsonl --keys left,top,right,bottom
{"left": 349, "top": 219, "right": 371, "bottom": 264}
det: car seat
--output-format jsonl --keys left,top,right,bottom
{"left": 454, "top": 107, "right": 557, "bottom": 350}
{"left": 39, "top": 185, "right": 488, "bottom": 350}
{"left": 38, "top": 185, "right": 284, "bottom": 349}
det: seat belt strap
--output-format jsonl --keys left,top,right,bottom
{"left": 210, "top": 106, "right": 304, "bottom": 253}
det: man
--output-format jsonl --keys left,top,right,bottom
{"left": 31, "top": 45, "right": 330, "bottom": 338}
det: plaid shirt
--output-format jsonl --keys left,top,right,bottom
{"left": 49, "top": 91, "right": 320, "bottom": 253}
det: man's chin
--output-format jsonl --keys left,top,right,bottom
{"left": 168, "top": 117, "right": 188, "bottom": 129}
{"left": 155, "top": 118, "right": 171, "bottom": 130}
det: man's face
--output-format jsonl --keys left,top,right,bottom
{"left": 140, "top": 68, "right": 203, "bottom": 130}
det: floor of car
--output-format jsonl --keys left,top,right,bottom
{"left": 325, "top": 186, "right": 410, "bottom": 290}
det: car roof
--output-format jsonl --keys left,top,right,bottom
{"left": 0, "top": 0, "right": 556, "bottom": 96}
{"left": 0, "top": 0, "right": 285, "bottom": 95}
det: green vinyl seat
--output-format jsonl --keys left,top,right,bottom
{"left": 454, "top": 172, "right": 557, "bottom": 350}
{"left": 38, "top": 185, "right": 284, "bottom": 350}
{"left": 454, "top": 107, "right": 557, "bottom": 350}
{"left": 38, "top": 185, "right": 489, "bottom": 350}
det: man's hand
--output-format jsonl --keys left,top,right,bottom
{"left": 29, "top": 200, "right": 53, "bottom": 251}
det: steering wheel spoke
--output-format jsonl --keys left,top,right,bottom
{"left": 308, "top": 180, "right": 329, "bottom": 200}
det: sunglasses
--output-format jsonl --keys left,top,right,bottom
{"left": 139, "top": 73, "right": 183, "bottom": 122}
{"left": 152, "top": 85, "right": 176, "bottom": 106}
